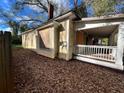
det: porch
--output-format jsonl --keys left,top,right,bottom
{"left": 74, "top": 45, "right": 117, "bottom": 62}
{"left": 74, "top": 24, "right": 124, "bottom": 70}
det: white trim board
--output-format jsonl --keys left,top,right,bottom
{"left": 75, "top": 22, "right": 120, "bottom": 31}
{"left": 74, "top": 56, "right": 124, "bottom": 70}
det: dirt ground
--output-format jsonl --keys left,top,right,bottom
{"left": 12, "top": 48, "right": 124, "bottom": 93}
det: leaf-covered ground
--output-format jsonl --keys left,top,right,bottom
{"left": 12, "top": 48, "right": 124, "bottom": 93}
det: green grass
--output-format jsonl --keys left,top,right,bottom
{"left": 12, "top": 44, "right": 22, "bottom": 48}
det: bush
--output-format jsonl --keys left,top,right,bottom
{"left": 12, "top": 36, "right": 22, "bottom": 45}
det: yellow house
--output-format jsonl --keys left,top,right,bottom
{"left": 21, "top": 11, "right": 124, "bottom": 70}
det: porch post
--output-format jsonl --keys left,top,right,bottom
{"left": 66, "top": 19, "right": 74, "bottom": 60}
{"left": 116, "top": 23, "right": 124, "bottom": 69}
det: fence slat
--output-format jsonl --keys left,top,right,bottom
{"left": 4, "top": 32, "right": 12, "bottom": 93}
{"left": 0, "top": 31, "right": 4, "bottom": 93}
{"left": 0, "top": 31, "right": 11, "bottom": 93}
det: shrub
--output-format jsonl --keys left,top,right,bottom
{"left": 12, "top": 36, "right": 22, "bottom": 45}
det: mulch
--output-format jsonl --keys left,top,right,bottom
{"left": 11, "top": 48, "right": 124, "bottom": 93}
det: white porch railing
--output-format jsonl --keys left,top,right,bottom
{"left": 74, "top": 45, "right": 117, "bottom": 62}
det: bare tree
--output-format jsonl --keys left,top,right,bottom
{"left": 15, "top": 0, "right": 58, "bottom": 16}
{"left": 74, "top": 0, "right": 78, "bottom": 7}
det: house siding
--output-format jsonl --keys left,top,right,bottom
{"left": 22, "top": 31, "right": 37, "bottom": 49}
{"left": 38, "top": 26, "right": 54, "bottom": 49}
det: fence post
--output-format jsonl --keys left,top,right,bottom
{"left": 0, "top": 31, "right": 4, "bottom": 93}
{"left": 4, "top": 32, "right": 12, "bottom": 93}
{"left": 0, "top": 31, "right": 12, "bottom": 93}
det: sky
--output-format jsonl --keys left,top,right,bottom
{"left": 0, "top": 0, "right": 40, "bottom": 31}
{"left": 0, "top": 0, "right": 73, "bottom": 31}
{"left": 0, "top": 0, "right": 123, "bottom": 31}
{"left": 0, "top": 0, "right": 19, "bottom": 31}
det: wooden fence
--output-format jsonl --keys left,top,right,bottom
{"left": 0, "top": 31, "right": 11, "bottom": 93}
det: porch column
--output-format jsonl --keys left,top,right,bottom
{"left": 66, "top": 19, "right": 74, "bottom": 60}
{"left": 116, "top": 23, "right": 124, "bottom": 69}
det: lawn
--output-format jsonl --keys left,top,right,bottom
{"left": 12, "top": 48, "right": 124, "bottom": 93}
{"left": 12, "top": 44, "right": 22, "bottom": 48}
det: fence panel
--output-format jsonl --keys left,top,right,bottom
{"left": 0, "top": 31, "right": 11, "bottom": 93}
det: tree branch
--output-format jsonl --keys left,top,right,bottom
{"left": 23, "top": 2, "right": 39, "bottom": 5}
{"left": 36, "top": 0, "right": 48, "bottom": 12}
